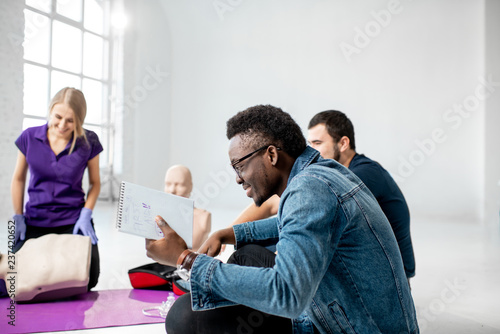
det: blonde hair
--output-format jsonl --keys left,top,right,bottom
{"left": 48, "top": 87, "right": 87, "bottom": 154}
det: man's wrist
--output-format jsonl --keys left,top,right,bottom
{"left": 219, "top": 227, "right": 236, "bottom": 245}
{"left": 175, "top": 249, "right": 199, "bottom": 281}
{"left": 176, "top": 249, "right": 192, "bottom": 267}
{"left": 182, "top": 251, "right": 199, "bottom": 271}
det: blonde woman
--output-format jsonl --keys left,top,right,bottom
{"left": 10, "top": 87, "right": 102, "bottom": 290}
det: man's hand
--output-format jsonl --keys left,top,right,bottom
{"left": 198, "top": 227, "right": 236, "bottom": 257}
{"left": 145, "top": 215, "right": 188, "bottom": 266}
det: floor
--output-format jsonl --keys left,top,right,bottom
{"left": 9, "top": 201, "right": 500, "bottom": 333}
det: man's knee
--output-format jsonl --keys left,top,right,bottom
{"left": 227, "top": 244, "right": 276, "bottom": 268}
{"left": 165, "top": 293, "right": 194, "bottom": 333}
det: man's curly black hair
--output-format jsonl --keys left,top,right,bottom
{"left": 226, "top": 105, "right": 306, "bottom": 159}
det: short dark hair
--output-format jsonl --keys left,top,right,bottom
{"left": 308, "top": 110, "right": 356, "bottom": 150}
{"left": 226, "top": 105, "right": 306, "bottom": 159}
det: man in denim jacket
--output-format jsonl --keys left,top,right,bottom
{"left": 146, "top": 105, "right": 419, "bottom": 333}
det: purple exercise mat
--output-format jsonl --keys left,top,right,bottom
{"left": 0, "top": 289, "right": 177, "bottom": 333}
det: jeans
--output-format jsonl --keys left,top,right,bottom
{"left": 165, "top": 245, "right": 294, "bottom": 334}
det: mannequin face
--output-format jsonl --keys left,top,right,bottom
{"left": 164, "top": 166, "right": 193, "bottom": 198}
{"left": 49, "top": 103, "right": 76, "bottom": 140}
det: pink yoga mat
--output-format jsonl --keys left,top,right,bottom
{"left": 0, "top": 289, "right": 177, "bottom": 333}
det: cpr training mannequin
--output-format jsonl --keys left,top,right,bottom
{"left": 0, "top": 234, "right": 91, "bottom": 302}
{"left": 164, "top": 165, "right": 211, "bottom": 251}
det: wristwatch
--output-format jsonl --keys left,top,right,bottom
{"left": 175, "top": 249, "right": 199, "bottom": 281}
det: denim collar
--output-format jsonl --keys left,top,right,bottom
{"left": 287, "top": 146, "right": 321, "bottom": 186}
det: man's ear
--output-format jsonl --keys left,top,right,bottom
{"left": 267, "top": 145, "right": 280, "bottom": 166}
{"left": 338, "top": 136, "right": 351, "bottom": 153}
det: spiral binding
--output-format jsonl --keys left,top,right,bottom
{"left": 116, "top": 181, "right": 126, "bottom": 229}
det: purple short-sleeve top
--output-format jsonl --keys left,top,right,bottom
{"left": 15, "top": 123, "right": 103, "bottom": 227}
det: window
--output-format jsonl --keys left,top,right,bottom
{"left": 23, "top": 0, "right": 112, "bottom": 169}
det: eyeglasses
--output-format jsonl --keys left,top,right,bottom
{"left": 231, "top": 145, "right": 281, "bottom": 177}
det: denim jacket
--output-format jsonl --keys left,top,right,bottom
{"left": 189, "top": 147, "right": 419, "bottom": 333}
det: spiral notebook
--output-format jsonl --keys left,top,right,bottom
{"left": 116, "top": 181, "right": 194, "bottom": 248}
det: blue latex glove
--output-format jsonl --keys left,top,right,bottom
{"left": 73, "top": 208, "right": 98, "bottom": 245}
{"left": 13, "top": 214, "right": 26, "bottom": 244}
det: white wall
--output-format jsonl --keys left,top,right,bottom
{"left": 120, "top": 0, "right": 172, "bottom": 191}
{"left": 0, "top": 0, "right": 24, "bottom": 222}
{"left": 484, "top": 0, "right": 500, "bottom": 225}
{"left": 122, "top": 0, "right": 496, "bottom": 225}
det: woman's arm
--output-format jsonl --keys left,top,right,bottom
{"left": 11, "top": 151, "right": 28, "bottom": 214}
{"left": 229, "top": 194, "right": 280, "bottom": 227}
{"left": 220, "top": 195, "right": 280, "bottom": 252}
{"left": 192, "top": 210, "right": 212, "bottom": 251}
{"left": 84, "top": 154, "right": 101, "bottom": 210}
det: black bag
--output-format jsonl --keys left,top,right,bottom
{"left": 128, "top": 263, "right": 177, "bottom": 290}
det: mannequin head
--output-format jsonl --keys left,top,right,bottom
{"left": 164, "top": 165, "right": 193, "bottom": 198}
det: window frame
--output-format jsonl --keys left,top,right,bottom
{"left": 23, "top": 0, "right": 113, "bottom": 169}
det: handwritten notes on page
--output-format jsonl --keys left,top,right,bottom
{"left": 116, "top": 181, "right": 194, "bottom": 248}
